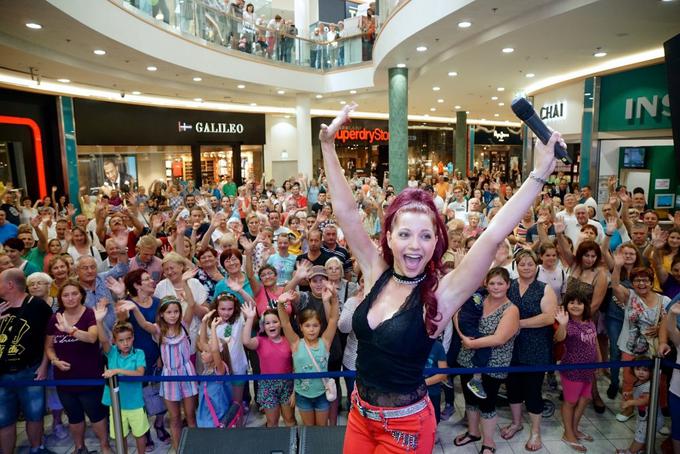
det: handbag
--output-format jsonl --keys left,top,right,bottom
{"left": 302, "top": 340, "right": 336, "bottom": 402}
{"left": 142, "top": 367, "right": 165, "bottom": 416}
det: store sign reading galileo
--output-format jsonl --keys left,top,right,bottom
{"left": 178, "top": 121, "right": 245, "bottom": 134}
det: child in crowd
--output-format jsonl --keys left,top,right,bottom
{"left": 277, "top": 285, "right": 339, "bottom": 426}
{"left": 555, "top": 290, "right": 599, "bottom": 452}
{"left": 209, "top": 291, "right": 250, "bottom": 411}
{"left": 95, "top": 310, "right": 148, "bottom": 454}
{"left": 196, "top": 311, "right": 233, "bottom": 428}
{"left": 616, "top": 359, "right": 663, "bottom": 454}
{"left": 457, "top": 288, "right": 490, "bottom": 399}
{"left": 242, "top": 302, "right": 296, "bottom": 427}
{"left": 126, "top": 296, "right": 198, "bottom": 450}
{"left": 423, "top": 340, "right": 447, "bottom": 424}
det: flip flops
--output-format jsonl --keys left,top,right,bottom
{"left": 454, "top": 431, "right": 482, "bottom": 447}
{"left": 500, "top": 423, "right": 524, "bottom": 440}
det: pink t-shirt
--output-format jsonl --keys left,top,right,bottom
{"left": 256, "top": 336, "right": 292, "bottom": 374}
{"left": 254, "top": 286, "right": 291, "bottom": 316}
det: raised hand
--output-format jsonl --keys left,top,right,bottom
{"left": 202, "top": 308, "right": 216, "bottom": 324}
{"left": 295, "top": 260, "right": 312, "bottom": 280}
{"left": 54, "top": 313, "right": 73, "bottom": 334}
{"left": 66, "top": 203, "right": 76, "bottom": 217}
{"left": 533, "top": 131, "right": 563, "bottom": 179}
{"left": 553, "top": 215, "right": 566, "bottom": 234}
{"left": 242, "top": 301, "right": 257, "bottom": 320}
{"left": 181, "top": 267, "right": 198, "bottom": 282}
{"left": 239, "top": 236, "right": 254, "bottom": 254}
{"left": 605, "top": 216, "right": 618, "bottom": 235}
{"left": 105, "top": 276, "right": 125, "bottom": 297}
{"left": 619, "top": 191, "right": 631, "bottom": 206}
{"left": 176, "top": 217, "right": 188, "bottom": 236}
{"left": 321, "top": 281, "right": 336, "bottom": 302}
{"left": 319, "top": 102, "right": 358, "bottom": 143}
{"left": 160, "top": 243, "right": 172, "bottom": 257}
{"left": 555, "top": 306, "right": 569, "bottom": 326}
{"left": 210, "top": 317, "right": 221, "bottom": 332}
{"left": 94, "top": 298, "right": 110, "bottom": 322}
{"left": 651, "top": 226, "right": 668, "bottom": 249}
{"left": 613, "top": 248, "right": 625, "bottom": 268}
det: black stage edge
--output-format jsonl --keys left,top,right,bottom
{"left": 178, "top": 426, "right": 346, "bottom": 454}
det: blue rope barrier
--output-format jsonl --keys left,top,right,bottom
{"left": 0, "top": 359, "right": 652, "bottom": 388}
{"left": 662, "top": 359, "right": 680, "bottom": 370}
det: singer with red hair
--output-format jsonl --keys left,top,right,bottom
{"left": 319, "top": 103, "right": 563, "bottom": 453}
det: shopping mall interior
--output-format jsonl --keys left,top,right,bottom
{"left": 0, "top": 0, "right": 679, "bottom": 453}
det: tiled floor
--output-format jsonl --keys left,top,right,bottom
{"left": 13, "top": 377, "right": 667, "bottom": 453}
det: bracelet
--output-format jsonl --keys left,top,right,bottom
{"left": 528, "top": 171, "right": 548, "bottom": 186}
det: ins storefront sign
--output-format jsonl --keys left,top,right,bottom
{"left": 179, "top": 121, "right": 245, "bottom": 134}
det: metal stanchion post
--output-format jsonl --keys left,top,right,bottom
{"left": 644, "top": 356, "right": 662, "bottom": 454}
{"left": 108, "top": 375, "right": 128, "bottom": 454}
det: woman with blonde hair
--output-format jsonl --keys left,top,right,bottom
{"left": 67, "top": 226, "right": 104, "bottom": 272}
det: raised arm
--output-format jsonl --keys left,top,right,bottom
{"left": 241, "top": 301, "right": 260, "bottom": 350}
{"left": 610, "top": 250, "right": 631, "bottom": 304}
{"left": 435, "top": 132, "right": 561, "bottom": 334}
{"left": 95, "top": 298, "right": 112, "bottom": 353}
{"left": 554, "top": 217, "right": 574, "bottom": 267}
{"left": 277, "top": 291, "right": 300, "bottom": 347}
{"left": 120, "top": 301, "right": 158, "bottom": 335}
{"left": 320, "top": 282, "right": 339, "bottom": 349}
{"left": 319, "top": 104, "right": 380, "bottom": 277}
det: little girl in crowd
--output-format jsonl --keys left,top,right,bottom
{"left": 196, "top": 311, "right": 233, "bottom": 428}
{"left": 126, "top": 294, "right": 198, "bottom": 450}
{"left": 555, "top": 289, "right": 599, "bottom": 453}
{"left": 209, "top": 290, "right": 252, "bottom": 410}
{"left": 242, "top": 302, "right": 296, "bottom": 427}
{"left": 277, "top": 285, "right": 339, "bottom": 426}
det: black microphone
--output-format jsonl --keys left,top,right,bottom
{"left": 511, "top": 97, "right": 572, "bottom": 164}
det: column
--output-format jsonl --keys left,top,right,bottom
{"left": 57, "top": 96, "right": 80, "bottom": 210}
{"left": 455, "top": 110, "right": 467, "bottom": 177}
{"left": 580, "top": 77, "right": 600, "bottom": 188}
{"left": 232, "top": 144, "right": 242, "bottom": 186}
{"left": 388, "top": 67, "right": 408, "bottom": 191}
{"left": 296, "top": 94, "right": 314, "bottom": 178}
{"left": 191, "top": 144, "right": 201, "bottom": 188}
{"left": 294, "top": 0, "right": 312, "bottom": 38}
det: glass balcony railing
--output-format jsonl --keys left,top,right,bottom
{"left": 121, "top": 0, "right": 373, "bottom": 71}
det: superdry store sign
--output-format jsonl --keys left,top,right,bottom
{"left": 335, "top": 127, "right": 390, "bottom": 143}
{"left": 74, "top": 99, "right": 265, "bottom": 145}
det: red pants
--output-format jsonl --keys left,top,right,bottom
{"left": 343, "top": 390, "right": 436, "bottom": 453}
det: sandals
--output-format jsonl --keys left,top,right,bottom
{"left": 480, "top": 445, "right": 496, "bottom": 454}
{"left": 525, "top": 433, "right": 542, "bottom": 452}
{"left": 155, "top": 425, "right": 171, "bottom": 443}
{"left": 576, "top": 431, "right": 594, "bottom": 442}
{"left": 454, "top": 431, "right": 482, "bottom": 447}
{"left": 561, "top": 438, "right": 587, "bottom": 452}
{"left": 500, "top": 423, "right": 524, "bottom": 440}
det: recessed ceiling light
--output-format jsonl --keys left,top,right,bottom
{"left": 437, "top": 99, "right": 444, "bottom": 103}
{"left": 494, "top": 113, "right": 500, "bottom": 117}
{"left": 284, "top": 115, "right": 291, "bottom": 119}
{"left": 585, "top": 92, "right": 592, "bottom": 96}
{"left": 277, "top": 90, "right": 286, "bottom": 95}
{"left": 502, "top": 47, "right": 514, "bottom": 53}
{"left": 454, "top": 105, "right": 462, "bottom": 109}
{"left": 448, "top": 71, "right": 458, "bottom": 77}
{"left": 432, "top": 86, "right": 440, "bottom": 91}
{"left": 481, "top": 118, "right": 487, "bottom": 122}
{"left": 525, "top": 73, "right": 535, "bottom": 78}
{"left": 192, "top": 77, "right": 202, "bottom": 82}
{"left": 491, "top": 96, "right": 498, "bottom": 101}
{"left": 193, "top": 98, "right": 203, "bottom": 102}
{"left": 349, "top": 90, "right": 357, "bottom": 94}
{"left": 396, "top": 63, "right": 406, "bottom": 68}
{"left": 423, "top": 114, "right": 430, "bottom": 117}
{"left": 498, "top": 102, "right": 505, "bottom": 106}
{"left": 131, "top": 91, "right": 141, "bottom": 95}
{"left": 250, "top": 102, "right": 257, "bottom": 106}
{"left": 237, "top": 84, "right": 246, "bottom": 89}
{"left": 416, "top": 46, "right": 428, "bottom": 52}
{"left": 497, "top": 87, "right": 505, "bottom": 92}
{"left": 25, "top": 22, "right": 42, "bottom": 30}
{"left": 458, "top": 21, "right": 472, "bottom": 28}
{"left": 340, "top": 101, "right": 346, "bottom": 105}
{"left": 93, "top": 49, "right": 106, "bottom": 56}
{"left": 146, "top": 66, "right": 157, "bottom": 71}
{"left": 315, "top": 94, "right": 323, "bottom": 99}
{"left": 57, "top": 78, "right": 71, "bottom": 83}
{"left": 589, "top": 97, "right": 594, "bottom": 101}
{"left": 593, "top": 51, "right": 607, "bottom": 58}
{"left": 466, "top": 111, "right": 470, "bottom": 114}
{"left": 430, "top": 108, "right": 436, "bottom": 112}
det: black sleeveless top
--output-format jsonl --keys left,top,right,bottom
{"left": 352, "top": 268, "right": 435, "bottom": 406}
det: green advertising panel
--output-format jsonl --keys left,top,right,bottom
{"left": 599, "top": 64, "right": 671, "bottom": 132}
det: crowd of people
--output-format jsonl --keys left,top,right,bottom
{"left": 0, "top": 132, "right": 679, "bottom": 452}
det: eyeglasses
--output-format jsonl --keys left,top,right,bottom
{"left": 633, "top": 278, "right": 651, "bottom": 285}
{"left": 28, "top": 281, "right": 49, "bottom": 286}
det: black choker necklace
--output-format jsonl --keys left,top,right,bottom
{"left": 392, "top": 270, "right": 426, "bottom": 285}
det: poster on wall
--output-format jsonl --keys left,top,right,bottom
{"left": 78, "top": 154, "right": 138, "bottom": 195}
{"left": 655, "top": 178, "right": 670, "bottom": 190}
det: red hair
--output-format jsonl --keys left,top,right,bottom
{"left": 380, "top": 188, "right": 448, "bottom": 335}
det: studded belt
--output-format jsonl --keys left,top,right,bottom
{"left": 352, "top": 395, "right": 428, "bottom": 421}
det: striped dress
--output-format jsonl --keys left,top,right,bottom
{"left": 159, "top": 326, "right": 198, "bottom": 401}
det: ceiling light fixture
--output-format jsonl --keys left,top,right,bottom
{"left": 497, "top": 87, "right": 505, "bottom": 92}
{"left": 315, "top": 94, "right": 323, "bottom": 99}
{"left": 349, "top": 90, "right": 357, "bottom": 94}
{"left": 237, "top": 84, "right": 246, "bottom": 89}
{"left": 525, "top": 73, "right": 535, "bottom": 78}
{"left": 437, "top": 99, "right": 444, "bottom": 103}
{"left": 494, "top": 113, "right": 500, "bottom": 117}
{"left": 250, "top": 102, "right": 257, "bottom": 106}
{"left": 491, "top": 96, "right": 498, "bottom": 100}
{"left": 57, "top": 78, "right": 71, "bottom": 83}
{"left": 454, "top": 105, "right": 461, "bottom": 109}
{"left": 593, "top": 49, "right": 607, "bottom": 57}
{"left": 416, "top": 46, "right": 428, "bottom": 52}
{"left": 502, "top": 47, "right": 514, "bottom": 53}
{"left": 25, "top": 22, "right": 42, "bottom": 29}
{"left": 458, "top": 21, "right": 472, "bottom": 28}
{"left": 193, "top": 98, "right": 203, "bottom": 102}
{"left": 131, "top": 91, "right": 142, "bottom": 95}
{"left": 430, "top": 108, "right": 436, "bottom": 112}
{"left": 340, "top": 101, "right": 346, "bottom": 105}
{"left": 146, "top": 66, "right": 157, "bottom": 71}
{"left": 93, "top": 49, "right": 106, "bottom": 56}
{"left": 396, "top": 63, "right": 406, "bottom": 68}
{"left": 432, "top": 86, "right": 440, "bottom": 91}
{"left": 498, "top": 102, "right": 505, "bottom": 106}
{"left": 192, "top": 77, "right": 202, "bottom": 82}
{"left": 448, "top": 71, "right": 458, "bottom": 77}
{"left": 277, "top": 90, "right": 286, "bottom": 94}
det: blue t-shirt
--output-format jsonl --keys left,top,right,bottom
{"left": 213, "top": 274, "right": 254, "bottom": 304}
{"left": 424, "top": 341, "right": 446, "bottom": 396}
{"left": 0, "top": 223, "right": 18, "bottom": 244}
{"left": 102, "top": 346, "right": 146, "bottom": 410}
{"left": 267, "top": 253, "right": 297, "bottom": 285}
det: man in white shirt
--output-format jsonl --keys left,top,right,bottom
{"left": 463, "top": 198, "right": 488, "bottom": 228}
{"left": 563, "top": 203, "right": 604, "bottom": 244}
{"left": 579, "top": 185, "right": 598, "bottom": 214}
{"left": 556, "top": 193, "right": 578, "bottom": 224}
